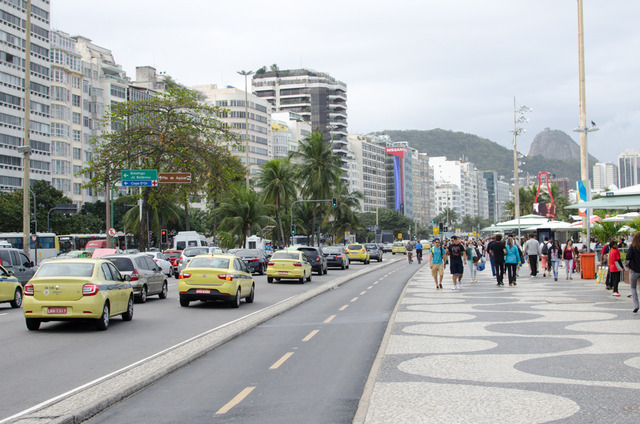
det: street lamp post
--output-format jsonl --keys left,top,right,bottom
{"left": 237, "top": 70, "right": 254, "bottom": 188}
{"left": 511, "top": 97, "right": 532, "bottom": 241}
{"left": 22, "top": 0, "right": 32, "bottom": 257}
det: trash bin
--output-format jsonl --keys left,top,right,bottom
{"left": 580, "top": 253, "right": 596, "bottom": 279}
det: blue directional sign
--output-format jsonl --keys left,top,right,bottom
{"left": 121, "top": 169, "right": 158, "bottom": 187}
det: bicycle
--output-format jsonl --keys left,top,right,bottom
{"left": 407, "top": 251, "right": 413, "bottom": 264}
{"left": 416, "top": 250, "right": 423, "bottom": 264}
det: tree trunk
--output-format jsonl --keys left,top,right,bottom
{"left": 184, "top": 201, "right": 190, "bottom": 231}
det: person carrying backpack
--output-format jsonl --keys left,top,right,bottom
{"left": 540, "top": 237, "right": 551, "bottom": 277}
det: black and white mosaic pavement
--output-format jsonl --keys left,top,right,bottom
{"left": 362, "top": 265, "right": 640, "bottom": 423}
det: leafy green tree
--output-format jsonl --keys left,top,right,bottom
{"left": 256, "top": 158, "right": 297, "bottom": 247}
{"left": 83, "top": 85, "right": 244, "bottom": 249}
{"left": 216, "top": 184, "right": 275, "bottom": 248}
{"left": 290, "top": 131, "right": 343, "bottom": 245}
{"left": 326, "top": 187, "right": 364, "bottom": 244}
{"left": 434, "top": 207, "right": 459, "bottom": 228}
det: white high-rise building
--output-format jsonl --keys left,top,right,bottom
{"left": 271, "top": 111, "right": 311, "bottom": 160}
{"left": 593, "top": 161, "right": 619, "bottom": 191}
{"left": 0, "top": 1, "right": 51, "bottom": 191}
{"left": 348, "top": 134, "right": 385, "bottom": 212}
{"left": 413, "top": 152, "right": 435, "bottom": 225}
{"left": 193, "top": 84, "right": 272, "bottom": 178}
{"left": 618, "top": 150, "right": 640, "bottom": 189}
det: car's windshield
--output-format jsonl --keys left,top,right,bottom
{"left": 364, "top": 244, "right": 377, "bottom": 249}
{"left": 271, "top": 252, "right": 300, "bottom": 260}
{"left": 347, "top": 244, "right": 362, "bottom": 250}
{"left": 323, "top": 247, "right": 342, "bottom": 254}
{"left": 235, "top": 249, "right": 259, "bottom": 256}
{"left": 394, "top": 242, "right": 404, "bottom": 246}
{"left": 36, "top": 262, "right": 94, "bottom": 277}
{"left": 105, "top": 257, "right": 134, "bottom": 272}
{"left": 184, "top": 247, "right": 208, "bottom": 256}
{"left": 188, "top": 257, "right": 230, "bottom": 269}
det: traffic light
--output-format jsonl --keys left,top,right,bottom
{"left": 438, "top": 222, "right": 444, "bottom": 232}
{"left": 30, "top": 220, "right": 37, "bottom": 233}
{"left": 291, "top": 224, "right": 296, "bottom": 235}
{"left": 332, "top": 197, "right": 337, "bottom": 207}
{"left": 161, "top": 229, "right": 168, "bottom": 244}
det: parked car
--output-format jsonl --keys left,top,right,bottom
{"left": 0, "top": 264, "right": 22, "bottom": 308}
{"left": 392, "top": 242, "right": 407, "bottom": 255}
{"left": 364, "top": 243, "right": 383, "bottom": 262}
{"left": 163, "top": 250, "right": 182, "bottom": 278}
{"left": 346, "top": 244, "right": 370, "bottom": 264}
{"left": 0, "top": 248, "right": 35, "bottom": 286}
{"left": 291, "top": 246, "right": 328, "bottom": 275}
{"left": 266, "top": 250, "right": 312, "bottom": 284}
{"left": 233, "top": 249, "right": 269, "bottom": 275}
{"left": 22, "top": 259, "right": 134, "bottom": 331}
{"left": 323, "top": 246, "right": 350, "bottom": 270}
{"left": 103, "top": 254, "right": 168, "bottom": 303}
{"left": 178, "top": 254, "right": 255, "bottom": 308}
{"left": 144, "top": 251, "right": 173, "bottom": 277}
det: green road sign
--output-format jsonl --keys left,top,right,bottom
{"left": 121, "top": 169, "right": 158, "bottom": 181}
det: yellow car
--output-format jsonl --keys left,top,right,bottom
{"left": 346, "top": 244, "right": 371, "bottom": 264}
{"left": 266, "top": 250, "right": 312, "bottom": 284}
{"left": 23, "top": 259, "right": 134, "bottom": 331}
{"left": 178, "top": 254, "right": 255, "bottom": 308}
{"left": 0, "top": 265, "right": 22, "bottom": 308}
{"left": 392, "top": 242, "right": 407, "bottom": 255}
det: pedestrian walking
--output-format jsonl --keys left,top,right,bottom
{"left": 563, "top": 240, "right": 576, "bottom": 280}
{"left": 626, "top": 233, "right": 640, "bottom": 313}
{"left": 540, "top": 237, "right": 551, "bottom": 277}
{"left": 447, "top": 236, "right": 466, "bottom": 290}
{"left": 487, "top": 236, "right": 497, "bottom": 277}
{"left": 505, "top": 237, "right": 521, "bottom": 286}
{"left": 608, "top": 241, "right": 624, "bottom": 296}
{"left": 430, "top": 239, "right": 447, "bottom": 289}
{"left": 523, "top": 233, "right": 540, "bottom": 277}
{"left": 490, "top": 234, "right": 506, "bottom": 286}
{"left": 549, "top": 240, "right": 561, "bottom": 281}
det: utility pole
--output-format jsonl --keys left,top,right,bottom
{"left": 22, "top": 0, "right": 32, "bottom": 257}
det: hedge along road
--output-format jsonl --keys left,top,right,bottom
{"left": 1, "top": 256, "right": 405, "bottom": 424}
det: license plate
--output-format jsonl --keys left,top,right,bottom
{"left": 327, "top": 256, "right": 335, "bottom": 260}
{"left": 278, "top": 271, "right": 288, "bottom": 275}
{"left": 47, "top": 307, "right": 67, "bottom": 314}
{"left": 195, "top": 289, "right": 210, "bottom": 294}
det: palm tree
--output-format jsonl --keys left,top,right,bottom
{"left": 504, "top": 185, "right": 537, "bottom": 219}
{"left": 289, "top": 131, "right": 343, "bottom": 245}
{"left": 325, "top": 186, "right": 364, "bottom": 244}
{"left": 256, "top": 158, "right": 297, "bottom": 247}
{"left": 121, "top": 195, "right": 182, "bottom": 248}
{"left": 216, "top": 184, "right": 275, "bottom": 248}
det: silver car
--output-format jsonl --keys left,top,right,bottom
{"left": 104, "top": 254, "right": 168, "bottom": 303}
{"left": 177, "top": 247, "right": 221, "bottom": 275}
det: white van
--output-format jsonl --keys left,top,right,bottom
{"left": 172, "top": 231, "right": 207, "bottom": 251}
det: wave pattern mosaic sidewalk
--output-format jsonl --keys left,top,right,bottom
{"left": 362, "top": 267, "right": 640, "bottom": 424}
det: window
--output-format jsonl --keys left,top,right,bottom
{"left": 72, "top": 112, "right": 81, "bottom": 124}
{"left": 73, "top": 183, "right": 82, "bottom": 195}
{"left": 72, "top": 94, "right": 81, "bottom": 107}
{"left": 52, "top": 141, "right": 70, "bottom": 156}
{"left": 52, "top": 86, "right": 69, "bottom": 102}
{"left": 110, "top": 84, "right": 126, "bottom": 99}
{"left": 72, "top": 129, "right": 81, "bottom": 142}
{"left": 73, "top": 147, "right": 81, "bottom": 160}
{"left": 51, "top": 104, "right": 70, "bottom": 120}
{"left": 51, "top": 123, "right": 69, "bottom": 139}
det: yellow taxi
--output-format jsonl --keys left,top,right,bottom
{"left": 178, "top": 254, "right": 255, "bottom": 308}
{"left": 0, "top": 264, "right": 22, "bottom": 308}
{"left": 266, "top": 250, "right": 312, "bottom": 284}
{"left": 22, "top": 259, "right": 134, "bottom": 331}
{"left": 392, "top": 242, "right": 407, "bottom": 255}
{"left": 345, "top": 244, "right": 371, "bottom": 264}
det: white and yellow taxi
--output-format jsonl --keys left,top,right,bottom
{"left": 178, "top": 254, "right": 255, "bottom": 308}
{"left": 0, "top": 264, "right": 22, "bottom": 308}
{"left": 392, "top": 242, "right": 407, "bottom": 255}
{"left": 266, "top": 250, "right": 312, "bottom": 284}
{"left": 22, "top": 259, "right": 134, "bottom": 331}
{"left": 346, "top": 244, "right": 371, "bottom": 264}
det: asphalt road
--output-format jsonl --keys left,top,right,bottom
{"left": 0, "top": 256, "right": 405, "bottom": 422}
{"left": 85, "top": 259, "right": 414, "bottom": 423}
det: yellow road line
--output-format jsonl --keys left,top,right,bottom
{"left": 216, "top": 386, "right": 255, "bottom": 414}
{"left": 351, "top": 297, "right": 359, "bottom": 302}
{"left": 339, "top": 304, "right": 349, "bottom": 311}
{"left": 368, "top": 286, "right": 373, "bottom": 289}
{"left": 302, "top": 330, "right": 320, "bottom": 342}
{"left": 360, "top": 291, "right": 367, "bottom": 295}
{"left": 324, "top": 314, "right": 336, "bottom": 323}
{"left": 270, "top": 352, "right": 295, "bottom": 369}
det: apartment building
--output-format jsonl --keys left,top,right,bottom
{"left": 348, "top": 133, "right": 386, "bottom": 213}
{"left": 193, "top": 84, "right": 271, "bottom": 178}
{"left": 413, "top": 152, "right": 435, "bottom": 225}
{"left": 618, "top": 150, "right": 640, "bottom": 189}
{"left": 0, "top": 1, "right": 51, "bottom": 191}
{"left": 592, "top": 161, "right": 619, "bottom": 191}
{"left": 271, "top": 111, "right": 311, "bottom": 160}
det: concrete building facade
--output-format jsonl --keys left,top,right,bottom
{"left": 348, "top": 134, "right": 386, "bottom": 213}
{"left": 618, "top": 150, "right": 640, "bottom": 189}
{"left": 592, "top": 161, "right": 619, "bottom": 191}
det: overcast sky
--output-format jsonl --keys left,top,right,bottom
{"left": 51, "top": 1, "right": 639, "bottom": 163}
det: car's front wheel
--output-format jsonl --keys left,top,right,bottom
{"left": 122, "top": 296, "right": 134, "bottom": 321}
{"left": 95, "top": 303, "right": 110, "bottom": 331}
{"left": 10, "top": 288, "right": 22, "bottom": 308}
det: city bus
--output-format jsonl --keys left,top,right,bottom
{"left": 56, "top": 234, "right": 107, "bottom": 253}
{"left": 0, "top": 232, "right": 58, "bottom": 264}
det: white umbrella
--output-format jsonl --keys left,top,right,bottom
{"left": 601, "top": 216, "right": 628, "bottom": 223}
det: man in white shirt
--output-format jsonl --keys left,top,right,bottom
{"left": 523, "top": 233, "right": 540, "bottom": 277}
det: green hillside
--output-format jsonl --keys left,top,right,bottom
{"left": 381, "top": 129, "right": 596, "bottom": 185}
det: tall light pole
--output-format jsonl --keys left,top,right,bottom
{"left": 511, "top": 97, "right": 532, "bottom": 241}
{"left": 237, "top": 70, "right": 253, "bottom": 188}
{"left": 21, "top": 0, "right": 33, "bottom": 256}
{"left": 574, "top": 0, "right": 598, "bottom": 252}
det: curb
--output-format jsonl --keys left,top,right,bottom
{"left": 6, "top": 258, "right": 405, "bottom": 424}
